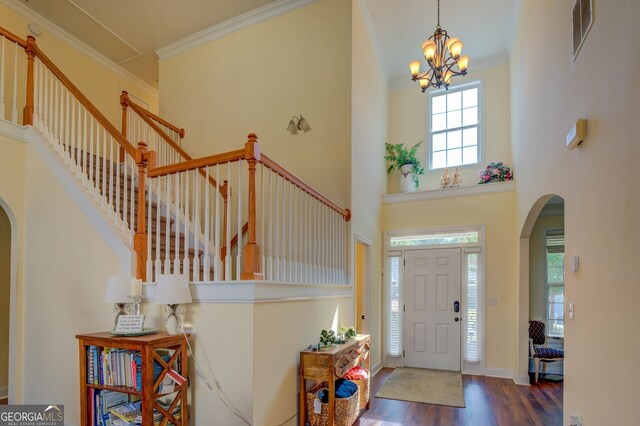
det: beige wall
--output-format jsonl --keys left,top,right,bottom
{"left": 528, "top": 214, "right": 563, "bottom": 320}
{"left": 0, "top": 132, "right": 25, "bottom": 401}
{"left": 159, "top": 0, "right": 352, "bottom": 207}
{"left": 387, "top": 63, "right": 511, "bottom": 192}
{"left": 383, "top": 191, "right": 517, "bottom": 373}
{"left": 252, "top": 298, "right": 352, "bottom": 426}
{"left": 0, "top": 1, "right": 157, "bottom": 125}
{"left": 511, "top": 0, "right": 640, "bottom": 423}
{"left": 20, "top": 145, "right": 122, "bottom": 421}
{"left": 350, "top": 0, "right": 387, "bottom": 370}
{"left": 0, "top": 204, "right": 10, "bottom": 393}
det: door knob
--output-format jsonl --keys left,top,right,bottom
{"left": 361, "top": 315, "right": 365, "bottom": 320}
{"left": 454, "top": 317, "right": 459, "bottom": 322}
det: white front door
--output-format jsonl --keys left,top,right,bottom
{"left": 404, "top": 248, "right": 461, "bottom": 371}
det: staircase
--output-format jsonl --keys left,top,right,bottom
{"left": 74, "top": 147, "right": 206, "bottom": 282}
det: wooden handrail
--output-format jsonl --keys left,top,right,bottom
{"left": 0, "top": 27, "right": 27, "bottom": 48}
{"left": 124, "top": 95, "right": 192, "bottom": 161}
{"left": 31, "top": 43, "right": 137, "bottom": 157}
{"left": 148, "top": 149, "right": 245, "bottom": 178}
{"left": 122, "top": 93, "right": 185, "bottom": 138}
{"left": 260, "top": 154, "right": 351, "bottom": 221}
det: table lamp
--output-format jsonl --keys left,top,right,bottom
{"left": 153, "top": 274, "right": 192, "bottom": 335}
{"left": 104, "top": 275, "right": 131, "bottom": 330}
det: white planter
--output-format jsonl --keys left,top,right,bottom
{"left": 399, "top": 164, "right": 416, "bottom": 193}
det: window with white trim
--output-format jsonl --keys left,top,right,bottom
{"left": 465, "top": 252, "right": 480, "bottom": 362}
{"left": 388, "top": 256, "right": 401, "bottom": 356}
{"left": 429, "top": 82, "right": 480, "bottom": 170}
{"left": 546, "top": 229, "right": 565, "bottom": 337}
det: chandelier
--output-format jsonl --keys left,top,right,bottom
{"left": 409, "top": 0, "right": 469, "bottom": 92}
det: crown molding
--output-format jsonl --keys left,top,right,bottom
{"left": 156, "top": 0, "right": 317, "bottom": 60}
{"left": 0, "top": 0, "right": 158, "bottom": 97}
{"left": 356, "top": 0, "right": 388, "bottom": 81}
{"left": 388, "top": 51, "right": 510, "bottom": 91}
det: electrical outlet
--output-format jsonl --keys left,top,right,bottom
{"left": 570, "top": 415, "right": 583, "bottom": 426}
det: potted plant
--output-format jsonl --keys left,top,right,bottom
{"left": 478, "top": 162, "right": 514, "bottom": 184}
{"left": 384, "top": 141, "right": 425, "bottom": 192}
{"left": 319, "top": 329, "right": 336, "bottom": 349}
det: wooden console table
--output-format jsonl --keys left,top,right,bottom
{"left": 299, "top": 334, "right": 370, "bottom": 426}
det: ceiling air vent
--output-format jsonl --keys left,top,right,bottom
{"left": 572, "top": 0, "right": 594, "bottom": 60}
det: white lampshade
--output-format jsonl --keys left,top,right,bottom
{"left": 104, "top": 275, "right": 132, "bottom": 303}
{"left": 154, "top": 274, "right": 192, "bottom": 305}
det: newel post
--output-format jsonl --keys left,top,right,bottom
{"left": 134, "top": 142, "right": 155, "bottom": 281}
{"left": 23, "top": 36, "right": 36, "bottom": 126}
{"left": 120, "top": 91, "right": 128, "bottom": 163}
{"left": 241, "top": 133, "right": 263, "bottom": 280}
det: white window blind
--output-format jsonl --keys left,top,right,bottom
{"left": 466, "top": 253, "right": 479, "bottom": 362}
{"left": 546, "top": 230, "right": 565, "bottom": 337}
{"left": 389, "top": 256, "right": 401, "bottom": 356}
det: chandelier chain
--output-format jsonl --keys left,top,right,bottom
{"left": 437, "top": 0, "right": 441, "bottom": 28}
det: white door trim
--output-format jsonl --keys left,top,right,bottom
{"left": 353, "top": 235, "right": 372, "bottom": 334}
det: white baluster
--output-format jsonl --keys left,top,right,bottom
{"left": 108, "top": 133, "right": 114, "bottom": 216}
{"left": 33, "top": 58, "right": 38, "bottom": 127}
{"left": 236, "top": 160, "right": 243, "bottom": 279}
{"left": 280, "top": 177, "right": 287, "bottom": 282}
{"left": 164, "top": 174, "right": 172, "bottom": 274}
{"left": 274, "top": 174, "right": 280, "bottom": 281}
{"left": 146, "top": 165, "right": 152, "bottom": 281}
{"left": 11, "top": 42, "right": 17, "bottom": 123}
{"left": 0, "top": 36, "right": 5, "bottom": 120}
{"left": 82, "top": 108, "right": 88, "bottom": 186}
{"left": 184, "top": 170, "right": 191, "bottom": 280}
{"left": 129, "top": 156, "right": 135, "bottom": 240}
{"left": 194, "top": 172, "right": 202, "bottom": 281}
{"left": 101, "top": 127, "right": 107, "bottom": 208}
{"left": 214, "top": 166, "right": 221, "bottom": 281}
{"left": 203, "top": 168, "right": 211, "bottom": 281}
{"left": 42, "top": 67, "right": 49, "bottom": 134}
{"left": 267, "top": 170, "right": 273, "bottom": 281}
{"left": 260, "top": 164, "right": 266, "bottom": 280}
{"left": 173, "top": 172, "right": 181, "bottom": 274}
{"left": 225, "top": 162, "right": 232, "bottom": 280}
{"left": 155, "top": 175, "right": 162, "bottom": 280}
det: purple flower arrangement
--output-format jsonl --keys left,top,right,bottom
{"left": 479, "top": 162, "right": 513, "bottom": 184}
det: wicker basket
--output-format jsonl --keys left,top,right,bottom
{"left": 305, "top": 382, "right": 360, "bottom": 426}
{"left": 352, "top": 376, "right": 369, "bottom": 410}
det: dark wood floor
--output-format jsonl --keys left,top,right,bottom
{"left": 355, "top": 368, "right": 562, "bottom": 426}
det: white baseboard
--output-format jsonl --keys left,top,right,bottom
{"left": 484, "top": 368, "right": 514, "bottom": 379}
{"left": 514, "top": 374, "right": 531, "bottom": 386}
{"left": 370, "top": 361, "right": 382, "bottom": 376}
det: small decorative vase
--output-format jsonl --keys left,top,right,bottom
{"left": 399, "top": 164, "right": 416, "bottom": 193}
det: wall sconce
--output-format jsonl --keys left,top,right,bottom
{"left": 286, "top": 114, "right": 311, "bottom": 135}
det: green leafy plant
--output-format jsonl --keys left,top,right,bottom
{"left": 320, "top": 329, "right": 336, "bottom": 347}
{"left": 384, "top": 141, "right": 425, "bottom": 187}
{"left": 340, "top": 326, "right": 357, "bottom": 339}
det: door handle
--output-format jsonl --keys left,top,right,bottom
{"left": 361, "top": 315, "right": 365, "bottom": 320}
{"left": 453, "top": 301, "right": 460, "bottom": 313}
{"left": 454, "top": 317, "right": 460, "bottom": 322}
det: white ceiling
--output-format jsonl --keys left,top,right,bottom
{"left": 363, "top": 0, "right": 517, "bottom": 83}
{"left": 15, "top": 0, "right": 518, "bottom": 88}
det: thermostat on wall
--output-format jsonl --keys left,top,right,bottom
{"left": 566, "top": 118, "right": 587, "bottom": 149}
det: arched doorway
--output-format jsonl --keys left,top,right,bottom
{"left": 517, "top": 195, "right": 565, "bottom": 387}
{"left": 0, "top": 204, "right": 11, "bottom": 404}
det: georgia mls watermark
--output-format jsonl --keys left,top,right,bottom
{"left": 0, "top": 405, "right": 64, "bottom": 426}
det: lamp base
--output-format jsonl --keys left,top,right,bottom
{"left": 165, "top": 314, "right": 180, "bottom": 335}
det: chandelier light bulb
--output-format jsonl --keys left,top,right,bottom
{"left": 449, "top": 40, "right": 463, "bottom": 59}
{"left": 445, "top": 37, "right": 459, "bottom": 51}
{"left": 422, "top": 41, "right": 437, "bottom": 62}
{"left": 409, "top": 61, "right": 421, "bottom": 77}
{"left": 458, "top": 55, "right": 469, "bottom": 73}
{"left": 419, "top": 78, "right": 429, "bottom": 90}
{"left": 444, "top": 70, "right": 453, "bottom": 85}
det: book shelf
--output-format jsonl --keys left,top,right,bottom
{"left": 76, "top": 332, "right": 189, "bottom": 426}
